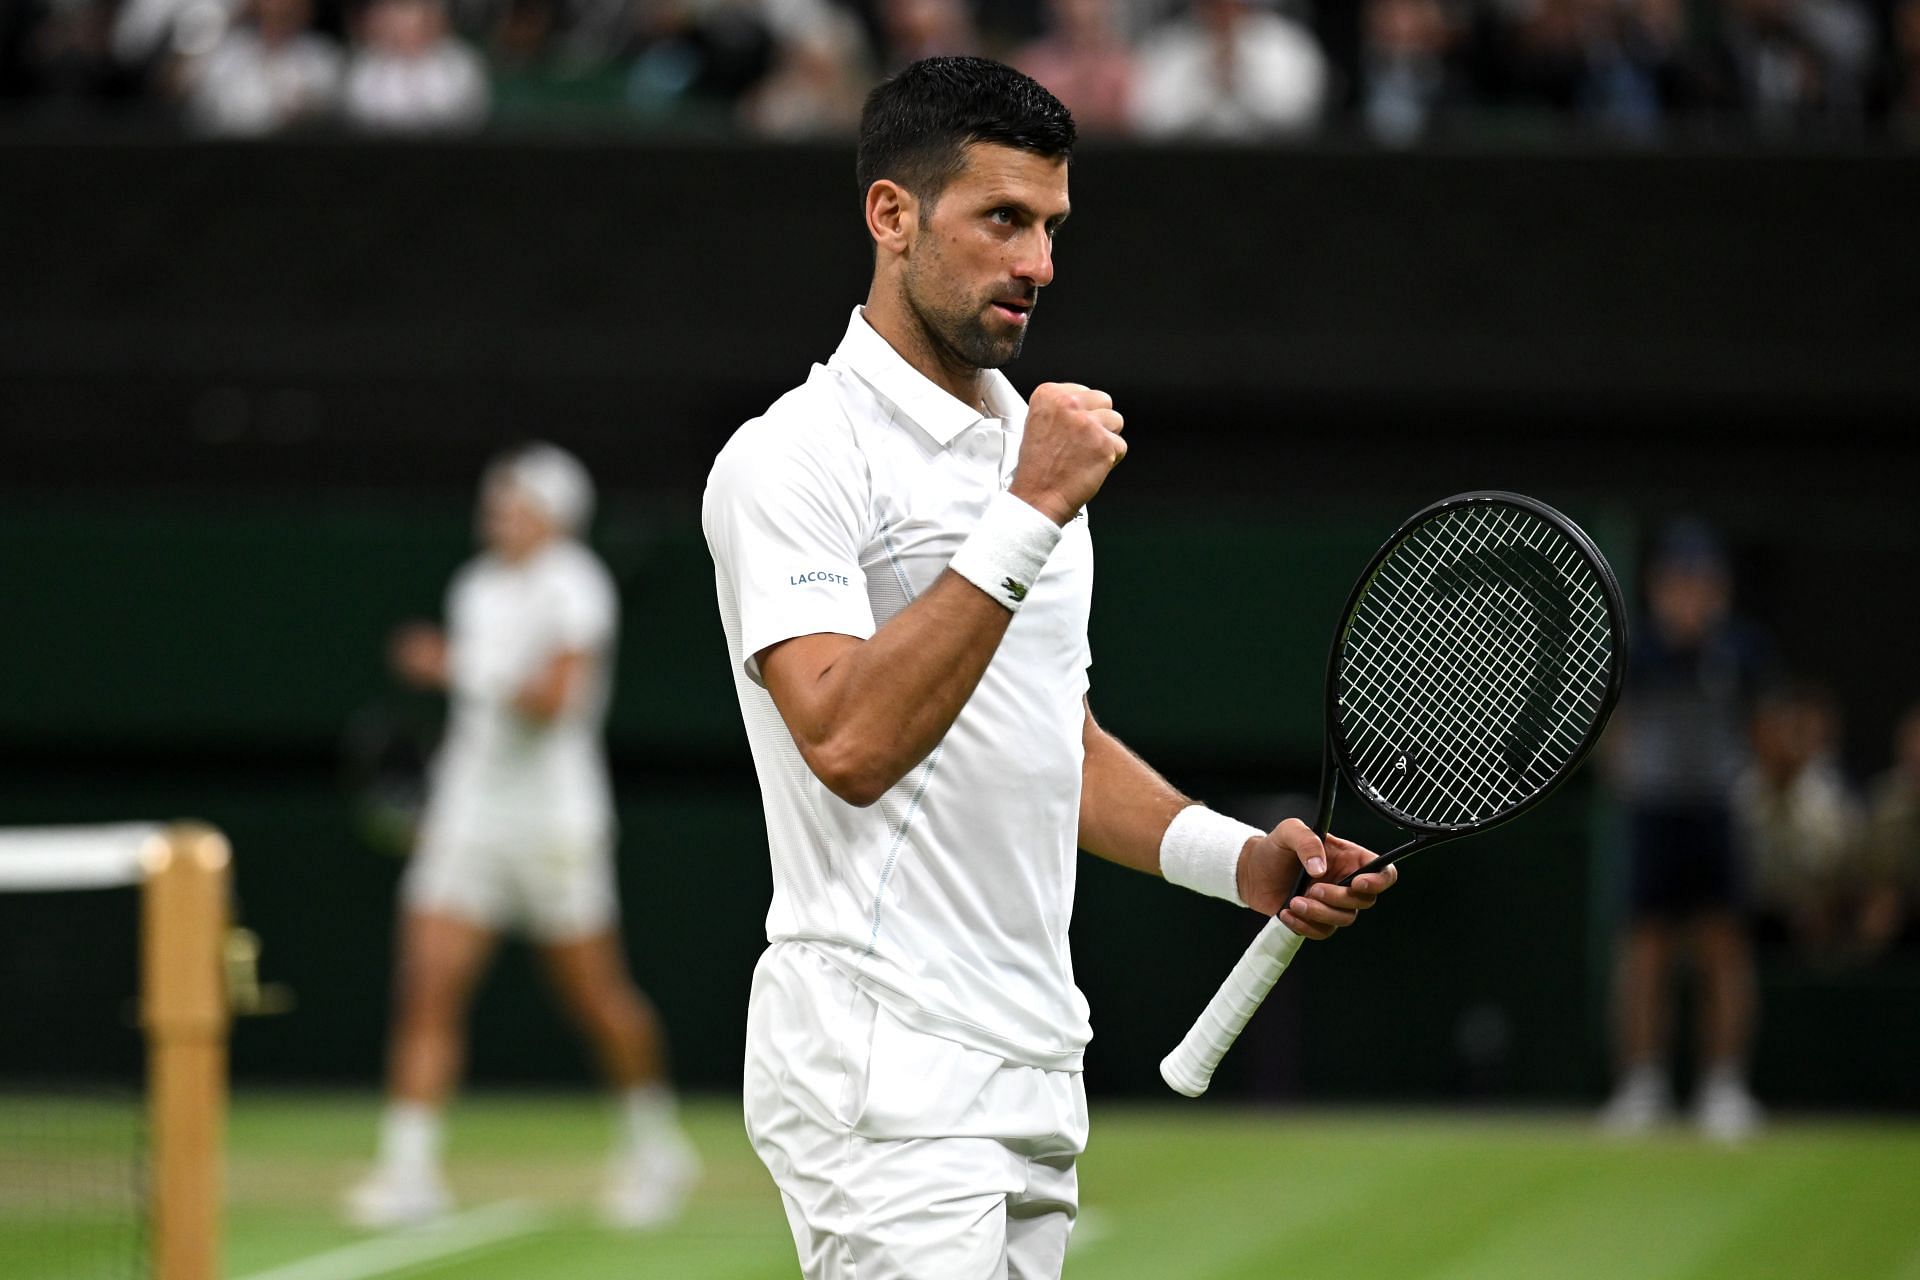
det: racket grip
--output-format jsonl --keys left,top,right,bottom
{"left": 1159, "top": 918, "right": 1306, "bottom": 1097}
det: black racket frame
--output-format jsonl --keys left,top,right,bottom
{"left": 1300, "top": 490, "right": 1629, "bottom": 892}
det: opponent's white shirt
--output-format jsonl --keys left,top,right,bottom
{"left": 703, "top": 307, "right": 1096, "bottom": 1070}
{"left": 422, "top": 538, "right": 617, "bottom": 841}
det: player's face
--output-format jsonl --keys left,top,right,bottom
{"left": 1648, "top": 565, "right": 1726, "bottom": 644}
{"left": 903, "top": 144, "right": 1070, "bottom": 373}
{"left": 480, "top": 479, "right": 552, "bottom": 561}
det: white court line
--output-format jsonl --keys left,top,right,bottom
{"left": 234, "top": 1201, "right": 549, "bottom": 1280}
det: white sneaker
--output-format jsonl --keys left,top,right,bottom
{"left": 1598, "top": 1068, "right": 1673, "bottom": 1136}
{"left": 1696, "top": 1077, "right": 1764, "bottom": 1144}
{"left": 343, "top": 1167, "right": 455, "bottom": 1229}
{"left": 601, "top": 1135, "right": 700, "bottom": 1230}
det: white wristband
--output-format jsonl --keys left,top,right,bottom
{"left": 1160, "top": 805, "right": 1262, "bottom": 908}
{"left": 948, "top": 491, "right": 1064, "bottom": 612}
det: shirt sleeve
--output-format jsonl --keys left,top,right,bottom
{"left": 444, "top": 561, "right": 514, "bottom": 703}
{"left": 548, "top": 549, "right": 618, "bottom": 653}
{"left": 703, "top": 411, "right": 876, "bottom": 686}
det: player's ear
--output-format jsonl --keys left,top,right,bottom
{"left": 865, "top": 179, "right": 917, "bottom": 257}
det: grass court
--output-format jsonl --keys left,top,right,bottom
{"left": 9, "top": 1093, "right": 1920, "bottom": 1279}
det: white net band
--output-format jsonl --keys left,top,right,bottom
{"left": 0, "top": 824, "right": 165, "bottom": 892}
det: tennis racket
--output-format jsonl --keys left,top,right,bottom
{"left": 340, "top": 697, "right": 437, "bottom": 858}
{"left": 1160, "top": 491, "right": 1627, "bottom": 1097}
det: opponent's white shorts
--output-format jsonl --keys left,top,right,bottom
{"left": 401, "top": 818, "right": 618, "bottom": 942}
{"left": 743, "top": 941, "right": 1088, "bottom": 1280}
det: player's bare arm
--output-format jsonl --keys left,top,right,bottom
{"left": 1076, "top": 701, "right": 1395, "bottom": 939}
{"left": 759, "top": 586, "right": 1011, "bottom": 808}
{"left": 759, "top": 380, "right": 1126, "bottom": 808}
{"left": 389, "top": 623, "right": 448, "bottom": 690}
{"left": 513, "top": 650, "right": 592, "bottom": 723}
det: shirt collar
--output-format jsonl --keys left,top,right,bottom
{"left": 831, "top": 306, "right": 1025, "bottom": 449}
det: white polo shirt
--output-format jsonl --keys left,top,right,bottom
{"left": 423, "top": 538, "right": 618, "bottom": 842}
{"left": 703, "top": 307, "right": 1096, "bottom": 1071}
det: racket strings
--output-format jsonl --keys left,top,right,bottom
{"left": 1337, "top": 503, "right": 1616, "bottom": 828}
{"left": 1346, "top": 530, "right": 1573, "bottom": 803}
{"left": 1371, "top": 529, "right": 1610, "bottom": 758}
{"left": 1353, "top": 511, "right": 1609, "bottom": 812}
{"left": 1347, "top": 509, "right": 1610, "bottom": 820}
{"left": 1346, "top": 570, "right": 1590, "bottom": 820}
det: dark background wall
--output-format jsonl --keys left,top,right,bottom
{"left": 2, "top": 142, "right": 1916, "bottom": 1107}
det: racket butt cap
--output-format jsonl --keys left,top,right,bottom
{"left": 1159, "top": 1053, "right": 1212, "bottom": 1098}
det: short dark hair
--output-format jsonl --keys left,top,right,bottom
{"left": 856, "top": 57, "right": 1076, "bottom": 208}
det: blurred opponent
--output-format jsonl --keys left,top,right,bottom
{"left": 345, "top": 443, "right": 697, "bottom": 1229}
{"left": 703, "top": 57, "right": 1396, "bottom": 1280}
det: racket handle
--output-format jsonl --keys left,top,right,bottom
{"left": 1159, "top": 918, "right": 1305, "bottom": 1097}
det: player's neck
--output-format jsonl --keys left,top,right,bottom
{"left": 491, "top": 533, "right": 557, "bottom": 565}
{"left": 860, "top": 294, "right": 987, "bottom": 414}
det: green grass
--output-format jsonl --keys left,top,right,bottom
{"left": 7, "top": 1092, "right": 1920, "bottom": 1279}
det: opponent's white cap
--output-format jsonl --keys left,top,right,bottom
{"left": 488, "top": 442, "right": 595, "bottom": 533}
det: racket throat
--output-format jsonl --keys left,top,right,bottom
{"left": 1311, "top": 736, "right": 1338, "bottom": 840}
{"left": 1290, "top": 740, "right": 1342, "bottom": 900}
{"left": 1334, "top": 835, "right": 1426, "bottom": 887}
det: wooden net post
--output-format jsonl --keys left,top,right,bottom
{"left": 141, "top": 823, "right": 230, "bottom": 1280}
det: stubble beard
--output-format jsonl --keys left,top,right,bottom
{"left": 904, "top": 256, "right": 1028, "bottom": 374}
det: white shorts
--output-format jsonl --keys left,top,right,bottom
{"left": 743, "top": 941, "right": 1088, "bottom": 1280}
{"left": 401, "top": 818, "right": 619, "bottom": 942}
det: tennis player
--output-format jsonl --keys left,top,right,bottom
{"left": 346, "top": 443, "right": 698, "bottom": 1229}
{"left": 702, "top": 57, "right": 1397, "bottom": 1279}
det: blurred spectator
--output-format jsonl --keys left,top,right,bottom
{"left": 1857, "top": 703, "right": 1920, "bottom": 951}
{"left": 1471, "top": 0, "right": 1694, "bottom": 139}
{"left": 112, "top": 0, "right": 243, "bottom": 77}
{"left": 1878, "top": 0, "right": 1920, "bottom": 134}
{"left": 178, "top": 0, "right": 342, "bottom": 134}
{"left": 489, "top": 0, "right": 554, "bottom": 64}
{"left": 625, "top": 0, "right": 778, "bottom": 121}
{"left": 6, "top": 0, "right": 146, "bottom": 117}
{"left": 10, "top": 0, "right": 1920, "bottom": 140}
{"left": 1598, "top": 520, "right": 1777, "bottom": 1142}
{"left": 1736, "top": 683, "right": 1867, "bottom": 960}
{"left": 1694, "top": 0, "right": 1874, "bottom": 133}
{"left": 1358, "top": 0, "right": 1460, "bottom": 143}
{"left": 483, "top": 0, "right": 637, "bottom": 126}
{"left": 549, "top": 0, "right": 641, "bottom": 64}
{"left": 1599, "top": 0, "right": 1695, "bottom": 133}
{"left": 875, "top": 0, "right": 979, "bottom": 68}
{"left": 343, "top": 0, "right": 489, "bottom": 131}
{"left": 1012, "top": 0, "right": 1137, "bottom": 135}
{"left": 738, "top": 2, "right": 870, "bottom": 135}
{"left": 1130, "top": 0, "right": 1328, "bottom": 138}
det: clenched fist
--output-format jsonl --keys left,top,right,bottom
{"left": 1010, "top": 382, "right": 1126, "bottom": 526}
